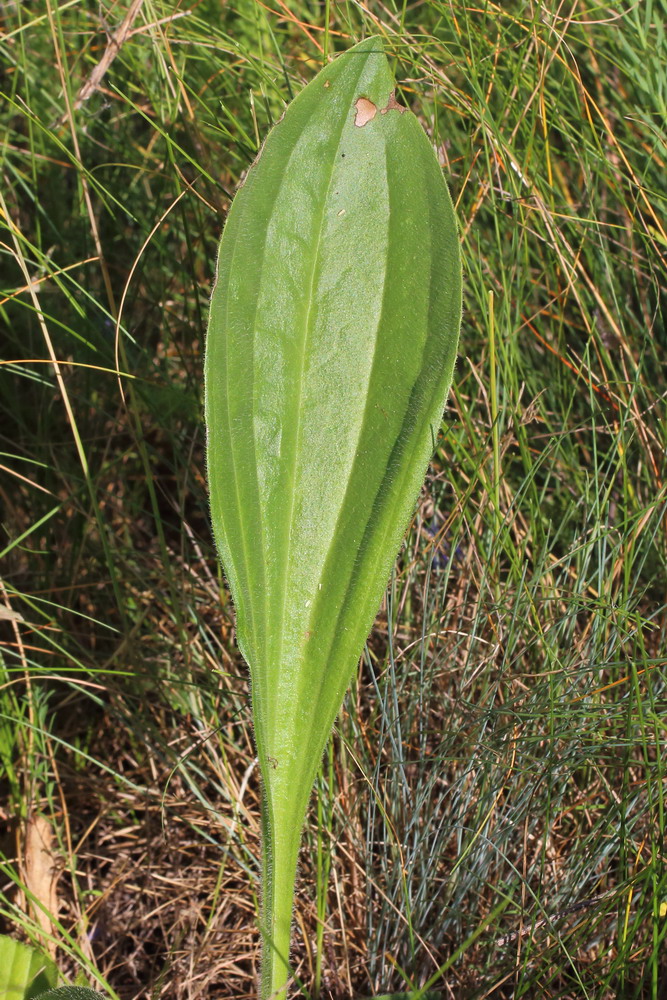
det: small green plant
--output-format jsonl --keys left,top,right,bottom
{"left": 0, "top": 936, "right": 57, "bottom": 1000}
{"left": 32, "top": 991, "right": 105, "bottom": 1000}
{"left": 0, "top": 935, "right": 107, "bottom": 1000}
{"left": 205, "top": 35, "right": 462, "bottom": 1000}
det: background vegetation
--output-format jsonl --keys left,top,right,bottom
{"left": 1, "top": 0, "right": 666, "bottom": 997}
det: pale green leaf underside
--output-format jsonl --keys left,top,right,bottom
{"left": 205, "top": 36, "right": 461, "bottom": 994}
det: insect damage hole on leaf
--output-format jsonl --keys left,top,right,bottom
{"left": 354, "top": 90, "right": 407, "bottom": 127}
{"left": 381, "top": 91, "right": 407, "bottom": 114}
{"left": 354, "top": 97, "right": 377, "bottom": 126}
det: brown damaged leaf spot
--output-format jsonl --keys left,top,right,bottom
{"left": 354, "top": 97, "right": 377, "bottom": 127}
{"left": 354, "top": 91, "right": 407, "bottom": 127}
{"left": 381, "top": 90, "right": 407, "bottom": 114}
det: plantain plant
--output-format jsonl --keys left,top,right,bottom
{"left": 205, "top": 35, "right": 462, "bottom": 1000}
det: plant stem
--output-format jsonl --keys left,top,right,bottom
{"left": 260, "top": 798, "right": 301, "bottom": 1000}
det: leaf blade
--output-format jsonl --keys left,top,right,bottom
{"left": 0, "top": 935, "right": 58, "bottom": 1000}
{"left": 205, "top": 36, "right": 461, "bottom": 998}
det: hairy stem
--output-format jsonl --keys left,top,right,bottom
{"left": 259, "top": 795, "right": 302, "bottom": 1000}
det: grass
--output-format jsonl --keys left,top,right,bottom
{"left": 1, "top": 0, "right": 666, "bottom": 997}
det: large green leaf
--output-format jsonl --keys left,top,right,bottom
{"left": 0, "top": 936, "right": 58, "bottom": 1000}
{"left": 205, "top": 35, "right": 461, "bottom": 999}
{"left": 34, "top": 990, "right": 106, "bottom": 1000}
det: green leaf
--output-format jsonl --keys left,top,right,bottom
{"left": 34, "top": 990, "right": 106, "bottom": 1000}
{"left": 0, "top": 935, "right": 58, "bottom": 1000}
{"left": 365, "top": 994, "right": 442, "bottom": 1000}
{"left": 205, "top": 35, "right": 461, "bottom": 999}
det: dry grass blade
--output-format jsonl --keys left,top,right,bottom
{"left": 56, "top": 0, "right": 146, "bottom": 123}
{"left": 21, "top": 815, "right": 60, "bottom": 954}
